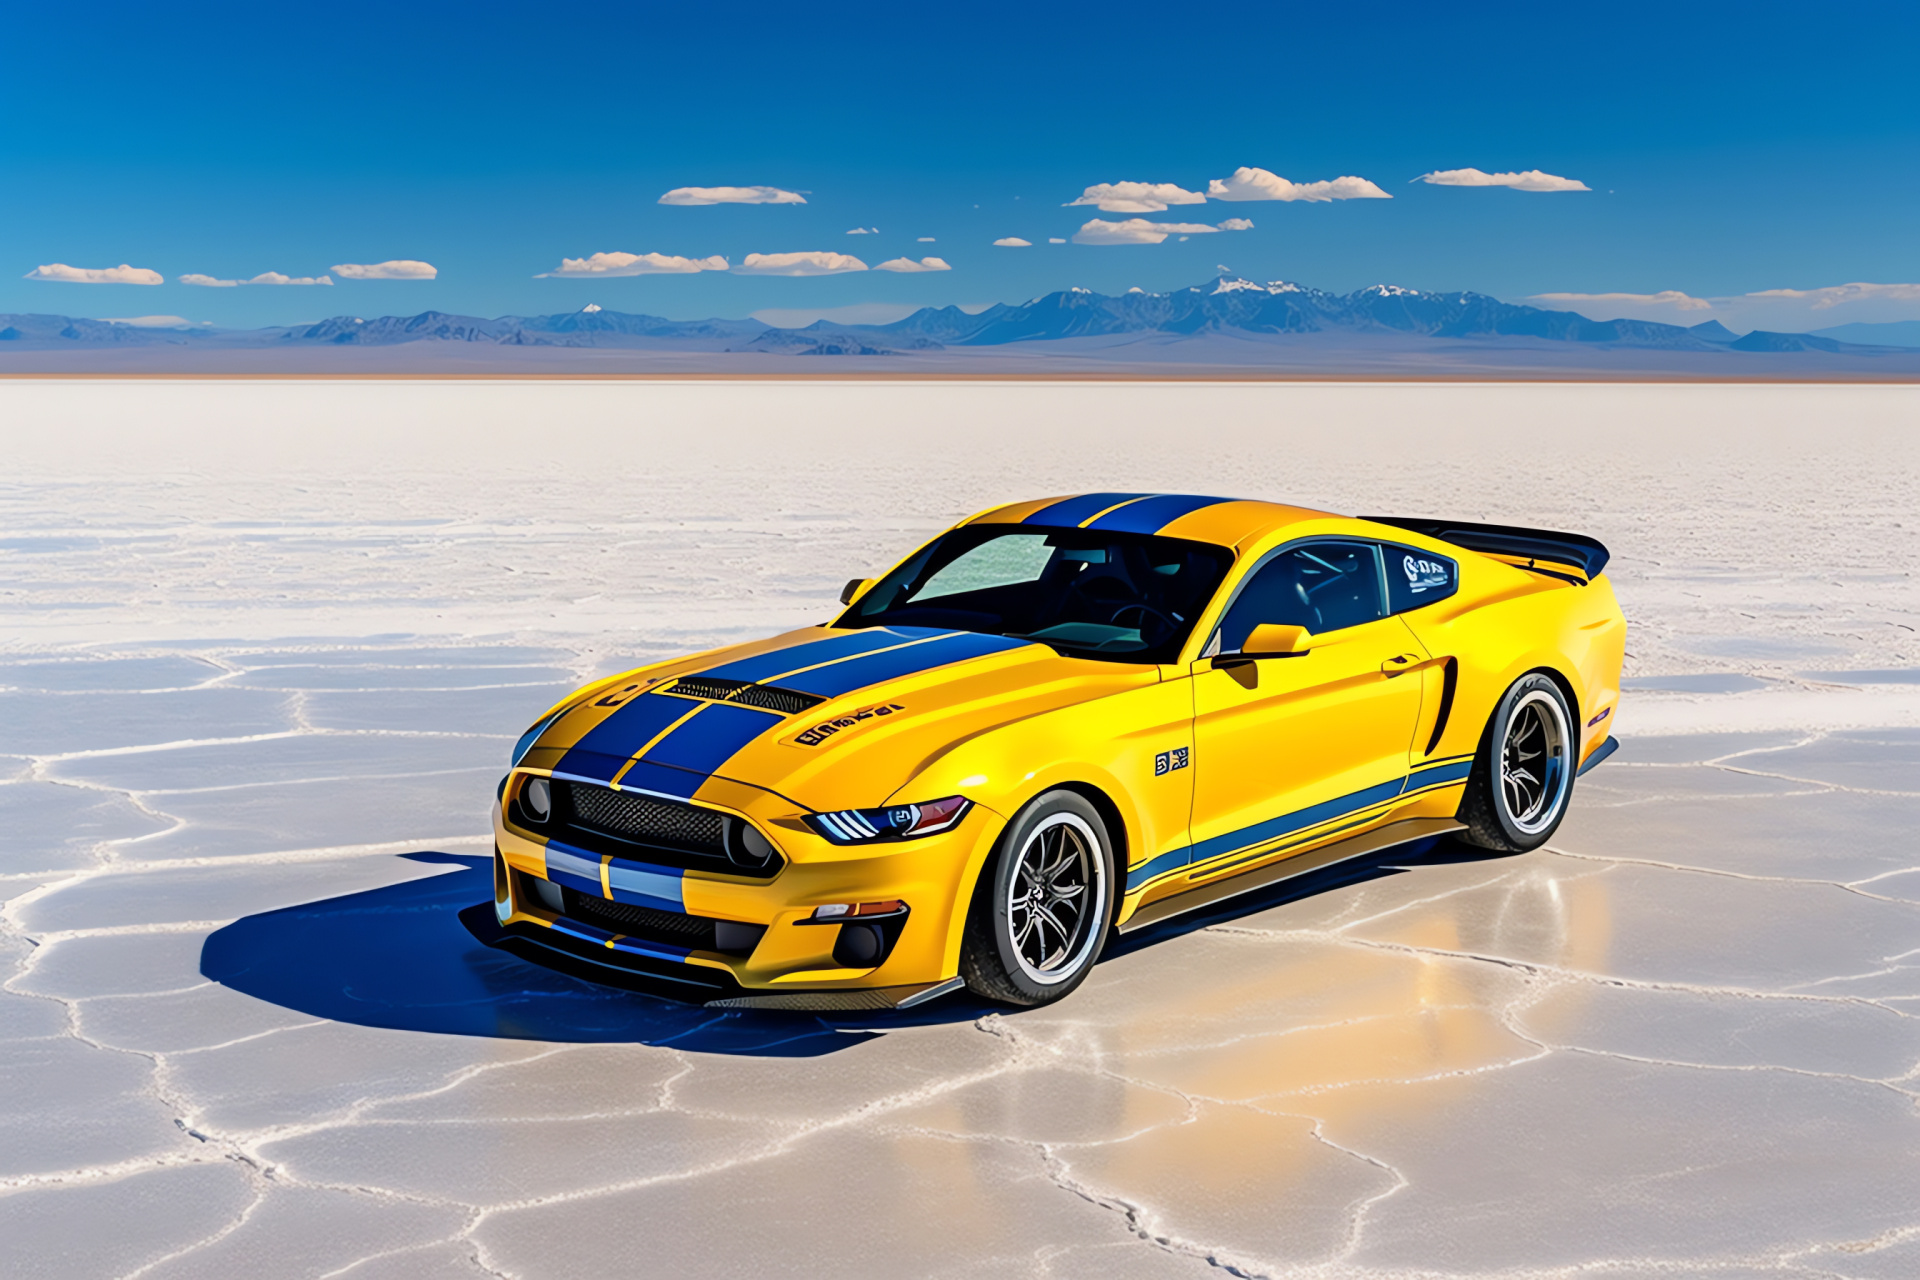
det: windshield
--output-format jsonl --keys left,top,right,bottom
{"left": 840, "top": 524, "right": 1234, "bottom": 663}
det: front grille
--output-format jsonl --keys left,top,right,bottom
{"left": 547, "top": 780, "right": 784, "bottom": 878}
{"left": 563, "top": 887, "right": 714, "bottom": 945}
{"left": 667, "top": 676, "right": 825, "bottom": 716}
{"left": 562, "top": 781, "right": 725, "bottom": 854}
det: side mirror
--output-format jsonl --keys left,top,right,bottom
{"left": 1244, "top": 623, "right": 1315, "bottom": 656}
{"left": 839, "top": 578, "right": 874, "bottom": 607}
{"left": 1212, "top": 623, "right": 1317, "bottom": 667}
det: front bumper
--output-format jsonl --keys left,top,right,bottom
{"left": 488, "top": 776, "right": 1001, "bottom": 1005}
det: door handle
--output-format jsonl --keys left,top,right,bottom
{"left": 1381, "top": 653, "right": 1421, "bottom": 676}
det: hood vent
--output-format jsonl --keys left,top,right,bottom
{"left": 667, "top": 676, "right": 825, "bottom": 716}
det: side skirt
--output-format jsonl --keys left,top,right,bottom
{"left": 1116, "top": 816, "right": 1465, "bottom": 935}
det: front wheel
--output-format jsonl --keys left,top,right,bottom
{"left": 1456, "top": 673, "right": 1576, "bottom": 853}
{"left": 959, "top": 791, "right": 1115, "bottom": 1007}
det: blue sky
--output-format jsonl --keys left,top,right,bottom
{"left": 4, "top": 1, "right": 1918, "bottom": 331}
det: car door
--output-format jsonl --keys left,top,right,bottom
{"left": 1186, "top": 540, "right": 1427, "bottom": 877}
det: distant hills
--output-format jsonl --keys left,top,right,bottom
{"left": 5, "top": 276, "right": 1918, "bottom": 376}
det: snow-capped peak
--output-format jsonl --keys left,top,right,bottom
{"left": 581, "top": 303, "right": 602, "bottom": 313}
{"left": 1359, "top": 284, "right": 1421, "bottom": 297}
{"left": 1213, "top": 278, "right": 1306, "bottom": 296}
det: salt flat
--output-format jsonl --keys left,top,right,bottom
{"left": 2, "top": 380, "right": 1917, "bottom": 1278}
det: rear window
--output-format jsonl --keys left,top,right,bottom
{"left": 1385, "top": 546, "right": 1458, "bottom": 614}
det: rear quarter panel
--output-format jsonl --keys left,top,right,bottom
{"left": 1397, "top": 551, "right": 1626, "bottom": 765}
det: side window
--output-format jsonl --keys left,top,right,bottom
{"left": 1384, "top": 545, "right": 1459, "bottom": 614}
{"left": 1215, "top": 541, "right": 1385, "bottom": 651}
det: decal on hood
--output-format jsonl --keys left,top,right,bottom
{"left": 788, "top": 702, "right": 906, "bottom": 748}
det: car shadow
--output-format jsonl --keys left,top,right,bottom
{"left": 201, "top": 839, "right": 1521, "bottom": 1056}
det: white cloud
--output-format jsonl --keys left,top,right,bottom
{"left": 917, "top": 237, "right": 936, "bottom": 242}
{"left": 1529, "top": 290, "right": 1710, "bottom": 318}
{"left": 331, "top": 260, "right": 437, "bottom": 280}
{"left": 1527, "top": 281, "right": 1920, "bottom": 331}
{"left": 1207, "top": 168, "right": 1391, "bottom": 202}
{"left": 733, "top": 251, "right": 867, "bottom": 276}
{"left": 181, "top": 271, "right": 332, "bottom": 287}
{"left": 874, "top": 257, "right": 951, "bottom": 273}
{"left": 536, "top": 252, "right": 728, "bottom": 278}
{"left": 23, "top": 262, "right": 163, "bottom": 285}
{"left": 658, "top": 185, "right": 805, "bottom": 205}
{"left": 993, "top": 237, "right": 1032, "bottom": 247}
{"left": 1049, "top": 237, "right": 1067, "bottom": 244}
{"left": 1744, "top": 282, "right": 1920, "bottom": 311}
{"left": 846, "top": 227, "right": 878, "bottom": 235}
{"left": 101, "top": 315, "right": 207, "bottom": 327}
{"left": 1417, "top": 168, "right": 1589, "bottom": 192}
{"left": 1065, "top": 181, "right": 1207, "bottom": 213}
{"left": 1071, "top": 218, "right": 1252, "bottom": 245}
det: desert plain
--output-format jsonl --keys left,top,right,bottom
{"left": 2, "top": 379, "right": 1918, "bottom": 1278}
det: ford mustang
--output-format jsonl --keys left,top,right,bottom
{"left": 483, "top": 494, "right": 1625, "bottom": 1010}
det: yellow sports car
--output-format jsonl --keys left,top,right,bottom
{"left": 485, "top": 494, "right": 1624, "bottom": 1010}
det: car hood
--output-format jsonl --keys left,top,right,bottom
{"left": 518, "top": 624, "right": 1156, "bottom": 812}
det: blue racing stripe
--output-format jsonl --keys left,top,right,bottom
{"left": 548, "top": 916, "right": 693, "bottom": 962}
{"left": 1407, "top": 758, "right": 1473, "bottom": 788}
{"left": 701, "top": 628, "right": 924, "bottom": 684}
{"left": 544, "top": 842, "right": 607, "bottom": 896}
{"left": 1128, "top": 774, "right": 1415, "bottom": 893}
{"left": 1187, "top": 776, "right": 1409, "bottom": 867}
{"left": 544, "top": 840, "right": 686, "bottom": 912}
{"left": 645, "top": 703, "right": 782, "bottom": 780}
{"left": 1087, "top": 493, "right": 1234, "bottom": 534}
{"left": 1124, "top": 847, "right": 1193, "bottom": 893}
{"left": 553, "top": 693, "right": 693, "bottom": 782}
{"left": 1021, "top": 492, "right": 1150, "bottom": 527}
{"left": 609, "top": 935, "right": 693, "bottom": 962}
{"left": 779, "top": 631, "right": 1033, "bottom": 698}
{"left": 604, "top": 856, "right": 685, "bottom": 912}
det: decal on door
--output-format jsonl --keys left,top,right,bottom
{"left": 1154, "top": 747, "right": 1190, "bottom": 776}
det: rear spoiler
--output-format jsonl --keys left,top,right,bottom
{"left": 1362, "top": 516, "right": 1610, "bottom": 584}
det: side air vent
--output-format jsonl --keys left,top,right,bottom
{"left": 666, "top": 676, "right": 826, "bottom": 716}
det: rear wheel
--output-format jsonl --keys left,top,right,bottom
{"left": 960, "top": 791, "right": 1115, "bottom": 1007}
{"left": 1456, "top": 673, "right": 1576, "bottom": 853}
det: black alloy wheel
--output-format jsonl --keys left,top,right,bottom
{"left": 960, "top": 790, "right": 1116, "bottom": 1007}
{"left": 1456, "top": 672, "right": 1577, "bottom": 853}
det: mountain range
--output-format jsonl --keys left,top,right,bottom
{"left": 4, "top": 276, "right": 1917, "bottom": 374}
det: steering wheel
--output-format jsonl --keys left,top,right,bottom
{"left": 1109, "top": 602, "right": 1179, "bottom": 634}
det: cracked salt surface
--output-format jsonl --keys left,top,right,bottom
{"left": 2, "top": 381, "right": 1918, "bottom": 1278}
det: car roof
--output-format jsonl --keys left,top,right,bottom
{"left": 967, "top": 493, "right": 1338, "bottom": 548}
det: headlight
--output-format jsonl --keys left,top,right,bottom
{"left": 805, "top": 796, "right": 972, "bottom": 845}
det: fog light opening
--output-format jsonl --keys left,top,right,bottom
{"left": 522, "top": 776, "right": 552, "bottom": 824}
{"left": 724, "top": 817, "right": 778, "bottom": 869}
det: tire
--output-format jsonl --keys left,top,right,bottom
{"left": 1455, "top": 673, "right": 1577, "bottom": 853}
{"left": 959, "top": 790, "right": 1116, "bottom": 1007}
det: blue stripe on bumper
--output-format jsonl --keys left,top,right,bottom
{"left": 543, "top": 840, "right": 686, "bottom": 912}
